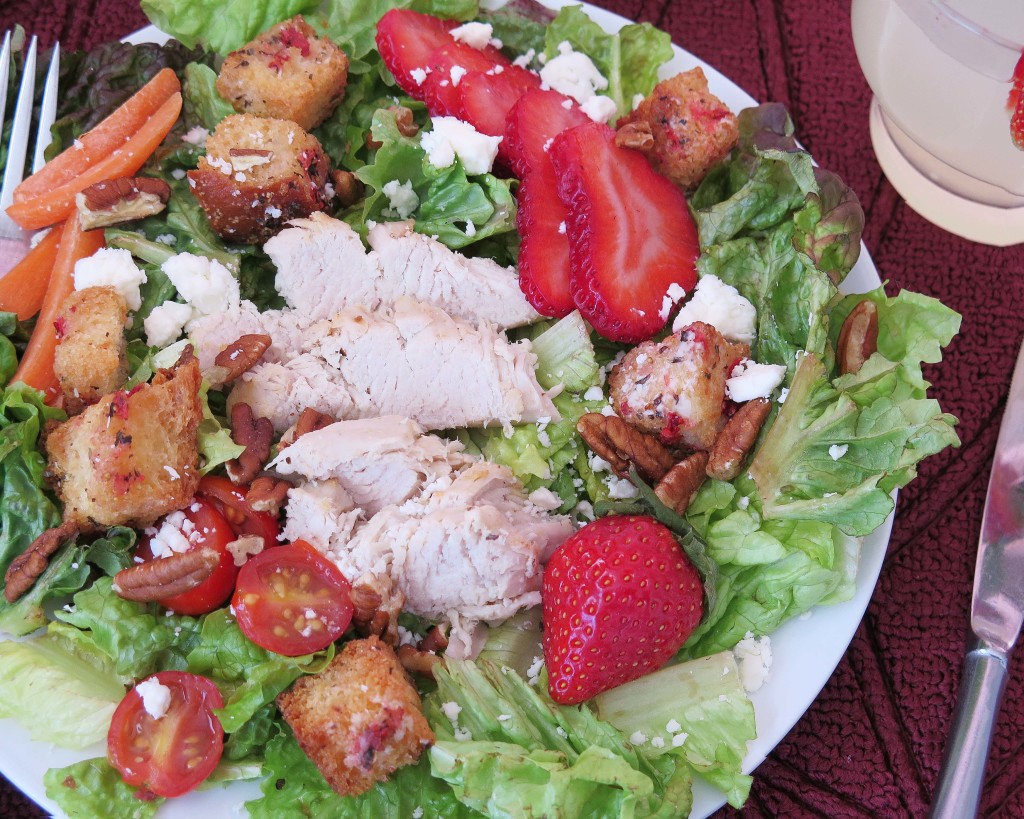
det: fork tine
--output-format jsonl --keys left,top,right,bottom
{"left": 32, "top": 42, "right": 59, "bottom": 173}
{"left": 0, "top": 31, "right": 12, "bottom": 137}
{"left": 0, "top": 34, "right": 37, "bottom": 212}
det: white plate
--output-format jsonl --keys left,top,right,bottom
{"left": 0, "top": 5, "right": 888, "bottom": 817}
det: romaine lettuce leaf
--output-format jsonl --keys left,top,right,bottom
{"left": 544, "top": 5, "right": 672, "bottom": 118}
{"left": 0, "top": 635, "right": 125, "bottom": 748}
{"left": 45, "top": 758, "right": 164, "bottom": 819}
{"left": 183, "top": 61, "right": 235, "bottom": 131}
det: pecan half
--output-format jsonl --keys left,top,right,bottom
{"left": 397, "top": 644, "right": 442, "bottom": 679}
{"left": 577, "top": 413, "right": 676, "bottom": 483}
{"left": 247, "top": 476, "right": 291, "bottom": 515}
{"left": 350, "top": 573, "right": 404, "bottom": 645}
{"left": 113, "top": 547, "right": 220, "bottom": 602}
{"left": 837, "top": 300, "right": 879, "bottom": 375}
{"left": 615, "top": 120, "right": 655, "bottom": 151}
{"left": 288, "top": 407, "right": 335, "bottom": 445}
{"left": 654, "top": 451, "right": 710, "bottom": 514}
{"left": 226, "top": 402, "right": 274, "bottom": 485}
{"left": 707, "top": 398, "right": 772, "bottom": 481}
{"left": 226, "top": 534, "right": 265, "bottom": 567}
{"left": 389, "top": 106, "right": 420, "bottom": 138}
{"left": 212, "top": 334, "right": 272, "bottom": 385}
{"left": 76, "top": 176, "right": 171, "bottom": 230}
{"left": 3, "top": 520, "right": 81, "bottom": 602}
{"left": 228, "top": 148, "right": 274, "bottom": 172}
{"left": 331, "top": 170, "right": 364, "bottom": 208}
{"left": 420, "top": 624, "right": 449, "bottom": 654}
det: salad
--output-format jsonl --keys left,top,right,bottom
{"left": 0, "top": 1, "right": 961, "bottom": 818}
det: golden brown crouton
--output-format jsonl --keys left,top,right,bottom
{"left": 617, "top": 68, "right": 738, "bottom": 190}
{"left": 277, "top": 636, "right": 434, "bottom": 796}
{"left": 188, "top": 114, "right": 332, "bottom": 244}
{"left": 52, "top": 286, "right": 129, "bottom": 414}
{"left": 45, "top": 352, "right": 202, "bottom": 527}
{"left": 217, "top": 16, "right": 349, "bottom": 131}
{"left": 609, "top": 321, "right": 749, "bottom": 450}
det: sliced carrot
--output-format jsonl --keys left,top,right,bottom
{"left": 0, "top": 228, "right": 62, "bottom": 319}
{"left": 13, "top": 68, "right": 180, "bottom": 205}
{"left": 13, "top": 218, "right": 106, "bottom": 402}
{"left": 6, "top": 92, "right": 183, "bottom": 230}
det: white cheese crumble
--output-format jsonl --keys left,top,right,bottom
{"left": 144, "top": 300, "right": 192, "bottom": 349}
{"left": 778, "top": 387, "right": 789, "bottom": 404}
{"left": 650, "top": 736, "right": 665, "bottom": 748}
{"left": 410, "top": 67, "right": 429, "bottom": 86}
{"left": 526, "top": 655, "right": 544, "bottom": 685}
{"left": 148, "top": 510, "right": 199, "bottom": 558}
{"left": 441, "top": 701, "right": 462, "bottom": 722}
{"left": 512, "top": 48, "right": 536, "bottom": 68}
{"left": 583, "top": 385, "right": 604, "bottom": 402}
{"left": 135, "top": 678, "right": 172, "bottom": 720}
{"left": 420, "top": 116, "right": 502, "bottom": 175}
{"left": 381, "top": 179, "right": 420, "bottom": 219}
{"left": 181, "top": 125, "right": 210, "bottom": 146}
{"left": 726, "top": 359, "right": 787, "bottom": 402}
{"left": 672, "top": 732, "right": 689, "bottom": 747}
{"left": 449, "top": 65, "right": 468, "bottom": 86}
{"left": 659, "top": 281, "right": 689, "bottom": 322}
{"left": 146, "top": 253, "right": 243, "bottom": 347}
{"left": 450, "top": 21, "right": 498, "bottom": 50}
{"left": 73, "top": 248, "right": 147, "bottom": 311}
{"left": 672, "top": 274, "right": 757, "bottom": 342}
{"left": 629, "top": 730, "right": 648, "bottom": 745}
{"left": 733, "top": 632, "right": 773, "bottom": 693}
{"left": 579, "top": 94, "right": 618, "bottom": 123}
{"left": 666, "top": 719, "right": 682, "bottom": 733}
{"left": 540, "top": 42, "right": 614, "bottom": 124}
{"left": 829, "top": 443, "right": 849, "bottom": 460}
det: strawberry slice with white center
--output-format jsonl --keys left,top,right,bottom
{"left": 516, "top": 168, "right": 575, "bottom": 316}
{"left": 542, "top": 515, "right": 704, "bottom": 705}
{"left": 459, "top": 65, "right": 541, "bottom": 141}
{"left": 421, "top": 42, "right": 512, "bottom": 118}
{"left": 1009, "top": 50, "right": 1024, "bottom": 150}
{"left": 376, "top": 9, "right": 458, "bottom": 100}
{"left": 504, "top": 87, "right": 591, "bottom": 179}
{"left": 549, "top": 120, "right": 700, "bottom": 343}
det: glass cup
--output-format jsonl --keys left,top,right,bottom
{"left": 852, "top": 0, "right": 1024, "bottom": 240}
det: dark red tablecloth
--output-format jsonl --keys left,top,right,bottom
{"left": 2, "top": 1, "right": 1023, "bottom": 817}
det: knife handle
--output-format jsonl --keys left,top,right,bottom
{"left": 930, "top": 639, "right": 1009, "bottom": 819}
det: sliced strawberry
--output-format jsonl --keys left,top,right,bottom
{"left": 504, "top": 88, "right": 590, "bottom": 179}
{"left": 459, "top": 65, "right": 541, "bottom": 139}
{"left": 542, "top": 515, "right": 704, "bottom": 705}
{"left": 375, "top": 9, "right": 458, "bottom": 100}
{"left": 1010, "top": 50, "right": 1024, "bottom": 150}
{"left": 516, "top": 169, "right": 575, "bottom": 317}
{"left": 550, "top": 121, "right": 700, "bottom": 343}
{"left": 421, "top": 42, "right": 512, "bottom": 118}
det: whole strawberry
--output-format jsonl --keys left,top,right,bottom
{"left": 542, "top": 514, "right": 704, "bottom": 705}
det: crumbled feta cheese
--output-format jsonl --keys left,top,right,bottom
{"left": 650, "top": 736, "right": 665, "bottom": 748}
{"left": 148, "top": 511, "right": 199, "bottom": 558}
{"left": 450, "top": 65, "right": 468, "bottom": 86}
{"left": 421, "top": 117, "right": 502, "bottom": 175}
{"left": 632, "top": 92, "right": 646, "bottom": 110}
{"left": 135, "top": 678, "right": 172, "bottom": 720}
{"left": 659, "top": 281, "right": 689, "bottom": 321}
{"left": 736, "top": 495, "right": 750, "bottom": 510}
{"left": 412, "top": 809, "right": 424, "bottom": 819}
{"left": 73, "top": 248, "right": 148, "bottom": 311}
{"left": 512, "top": 48, "right": 536, "bottom": 68}
{"left": 144, "top": 300, "right": 192, "bottom": 348}
{"left": 382, "top": 179, "right": 420, "bottom": 219}
{"left": 410, "top": 67, "right": 429, "bottom": 86}
{"left": 778, "top": 387, "right": 789, "bottom": 404}
{"left": 497, "top": 714, "right": 512, "bottom": 721}
{"left": 555, "top": 726, "right": 568, "bottom": 738}
{"left": 160, "top": 252, "right": 241, "bottom": 320}
{"left": 155, "top": 234, "right": 177, "bottom": 246}
{"left": 666, "top": 719, "right": 682, "bottom": 733}
{"left": 579, "top": 94, "right": 618, "bottom": 123}
{"left": 583, "top": 385, "right": 605, "bottom": 401}
{"left": 672, "top": 274, "right": 757, "bottom": 342}
{"left": 829, "top": 443, "right": 849, "bottom": 460}
{"left": 397, "top": 626, "right": 418, "bottom": 647}
{"left": 733, "top": 632, "right": 773, "bottom": 693}
{"left": 540, "top": 41, "right": 611, "bottom": 110}
{"left": 726, "top": 359, "right": 787, "bottom": 402}
{"left": 557, "top": 220, "right": 566, "bottom": 234}
{"left": 574, "top": 500, "right": 596, "bottom": 520}
{"left": 441, "top": 701, "right": 462, "bottom": 722}
{"left": 454, "top": 726, "right": 473, "bottom": 741}
{"left": 182, "top": 125, "right": 209, "bottom": 146}
{"left": 526, "top": 655, "right": 544, "bottom": 685}
{"left": 672, "top": 732, "right": 689, "bottom": 747}
{"left": 450, "top": 21, "right": 497, "bottom": 50}
{"left": 605, "top": 473, "right": 639, "bottom": 500}
{"left": 629, "top": 730, "right": 648, "bottom": 745}
{"left": 464, "top": 220, "right": 477, "bottom": 237}
{"left": 163, "top": 465, "right": 181, "bottom": 481}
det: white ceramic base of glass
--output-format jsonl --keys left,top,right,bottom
{"left": 869, "top": 97, "right": 1024, "bottom": 246}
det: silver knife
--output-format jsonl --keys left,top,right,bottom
{"left": 931, "top": 335, "right": 1024, "bottom": 818}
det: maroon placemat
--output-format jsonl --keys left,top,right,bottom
{"left": 1, "top": 1, "right": 1022, "bottom": 818}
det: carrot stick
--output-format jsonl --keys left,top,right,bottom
{"left": 6, "top": 92, "right": 183, "bottom": 230}
{"left": 13, "top": 218, "right": 106, "bottom": 402}
{"left": 13, "top": 68, "right": 180, "bottom": 204}
{"left": 0, "top": 228, "right": 61, "bottom": 319}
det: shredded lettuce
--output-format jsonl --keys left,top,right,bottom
{"left": 45, "top": 757, "right": 165, "bottom": 819}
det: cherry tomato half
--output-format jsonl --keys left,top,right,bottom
{"left": 107, "top": 671, "right": 224, "bottom": 798}
{"left": 136, "top": 498, "right": 238, "bottom": 616}
{"left": 232, "top": 542, "right": 353, "bottom": 656}
{"left": 198, "top": 475, "right": 281, "bottom": 545}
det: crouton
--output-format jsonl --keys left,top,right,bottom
{"left": 188, "top": 114, "right": 331, "bottom": 244}
{"left": 45, "top": 351, "right": 202, "bottom": 527}
{"left": 217, "top": 16, "right": 349, "bottom": 131}
{"left": 52, "top": 286, "right": 129, "bottom": 414}
{"left": 277, "top": 636, "right": 434, "bottom": 796}
{"left": 617, "top": 68, "right": 738, "bottom": 190}
{"left": 609, "top": 321, "right": 749, "bottom": 450}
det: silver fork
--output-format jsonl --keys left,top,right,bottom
{"left": 0, "top": 31, "right": 60, "bottom": 276}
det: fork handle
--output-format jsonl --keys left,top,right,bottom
{"left": 929, "top": 638, "right": 1010, "bottom": 819}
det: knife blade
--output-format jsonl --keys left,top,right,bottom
{"left": 931, "top": 335, "right": 1024, "bottom": 819}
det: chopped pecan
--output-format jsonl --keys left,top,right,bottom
{"left": 420, "top": 624, "right": 449, "bottom": 654}
{"left": 707, "top": 398, "right": 772, "bottom": 481}
{"left": 3, "top": 520, "right": 81, "bottom": 602}
{"left": 228, "top": 148, "right": 274, "bottom": 172}
{"left": 331, "top": 170, "right": 364, "bottom": 208}
{"left": 226, "top": 534, "right": 265, "bottom": 567}
{"left": 654, "top": 451, "right": 710, "bottom": 514}
{"left": 247, "top": 476, "right": 291, "bottom": 515}
{"left": 577, "top": 413, "right": 676, "bottom": 483}
{"left": 615, "top": 120, "right": 655, "bottom": 151}
{"left": 76, "top": 176, "right": 171, "bottom": 230}
{"left": 350, "top": 573, "right": 404, "bottom": 645}
{"left": 397, "top": 644, "right": 442, "bottom": 679}
{"left": 389, "top": 106, "right": 419, "bottom": 138}
{"left": 113, "top": 547, "right": 220, "bottom": 602}
{"left": 211, "top": 334, "right": 272, "bottom": 385}
{"left": 286, "top": 407, "right": 335, "bottom": 446}
{"left": 837, "top": 300, "right": 879, "bottom": 375}
{"left": 226, "top": 402, "right": 274, "bottom": 485}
